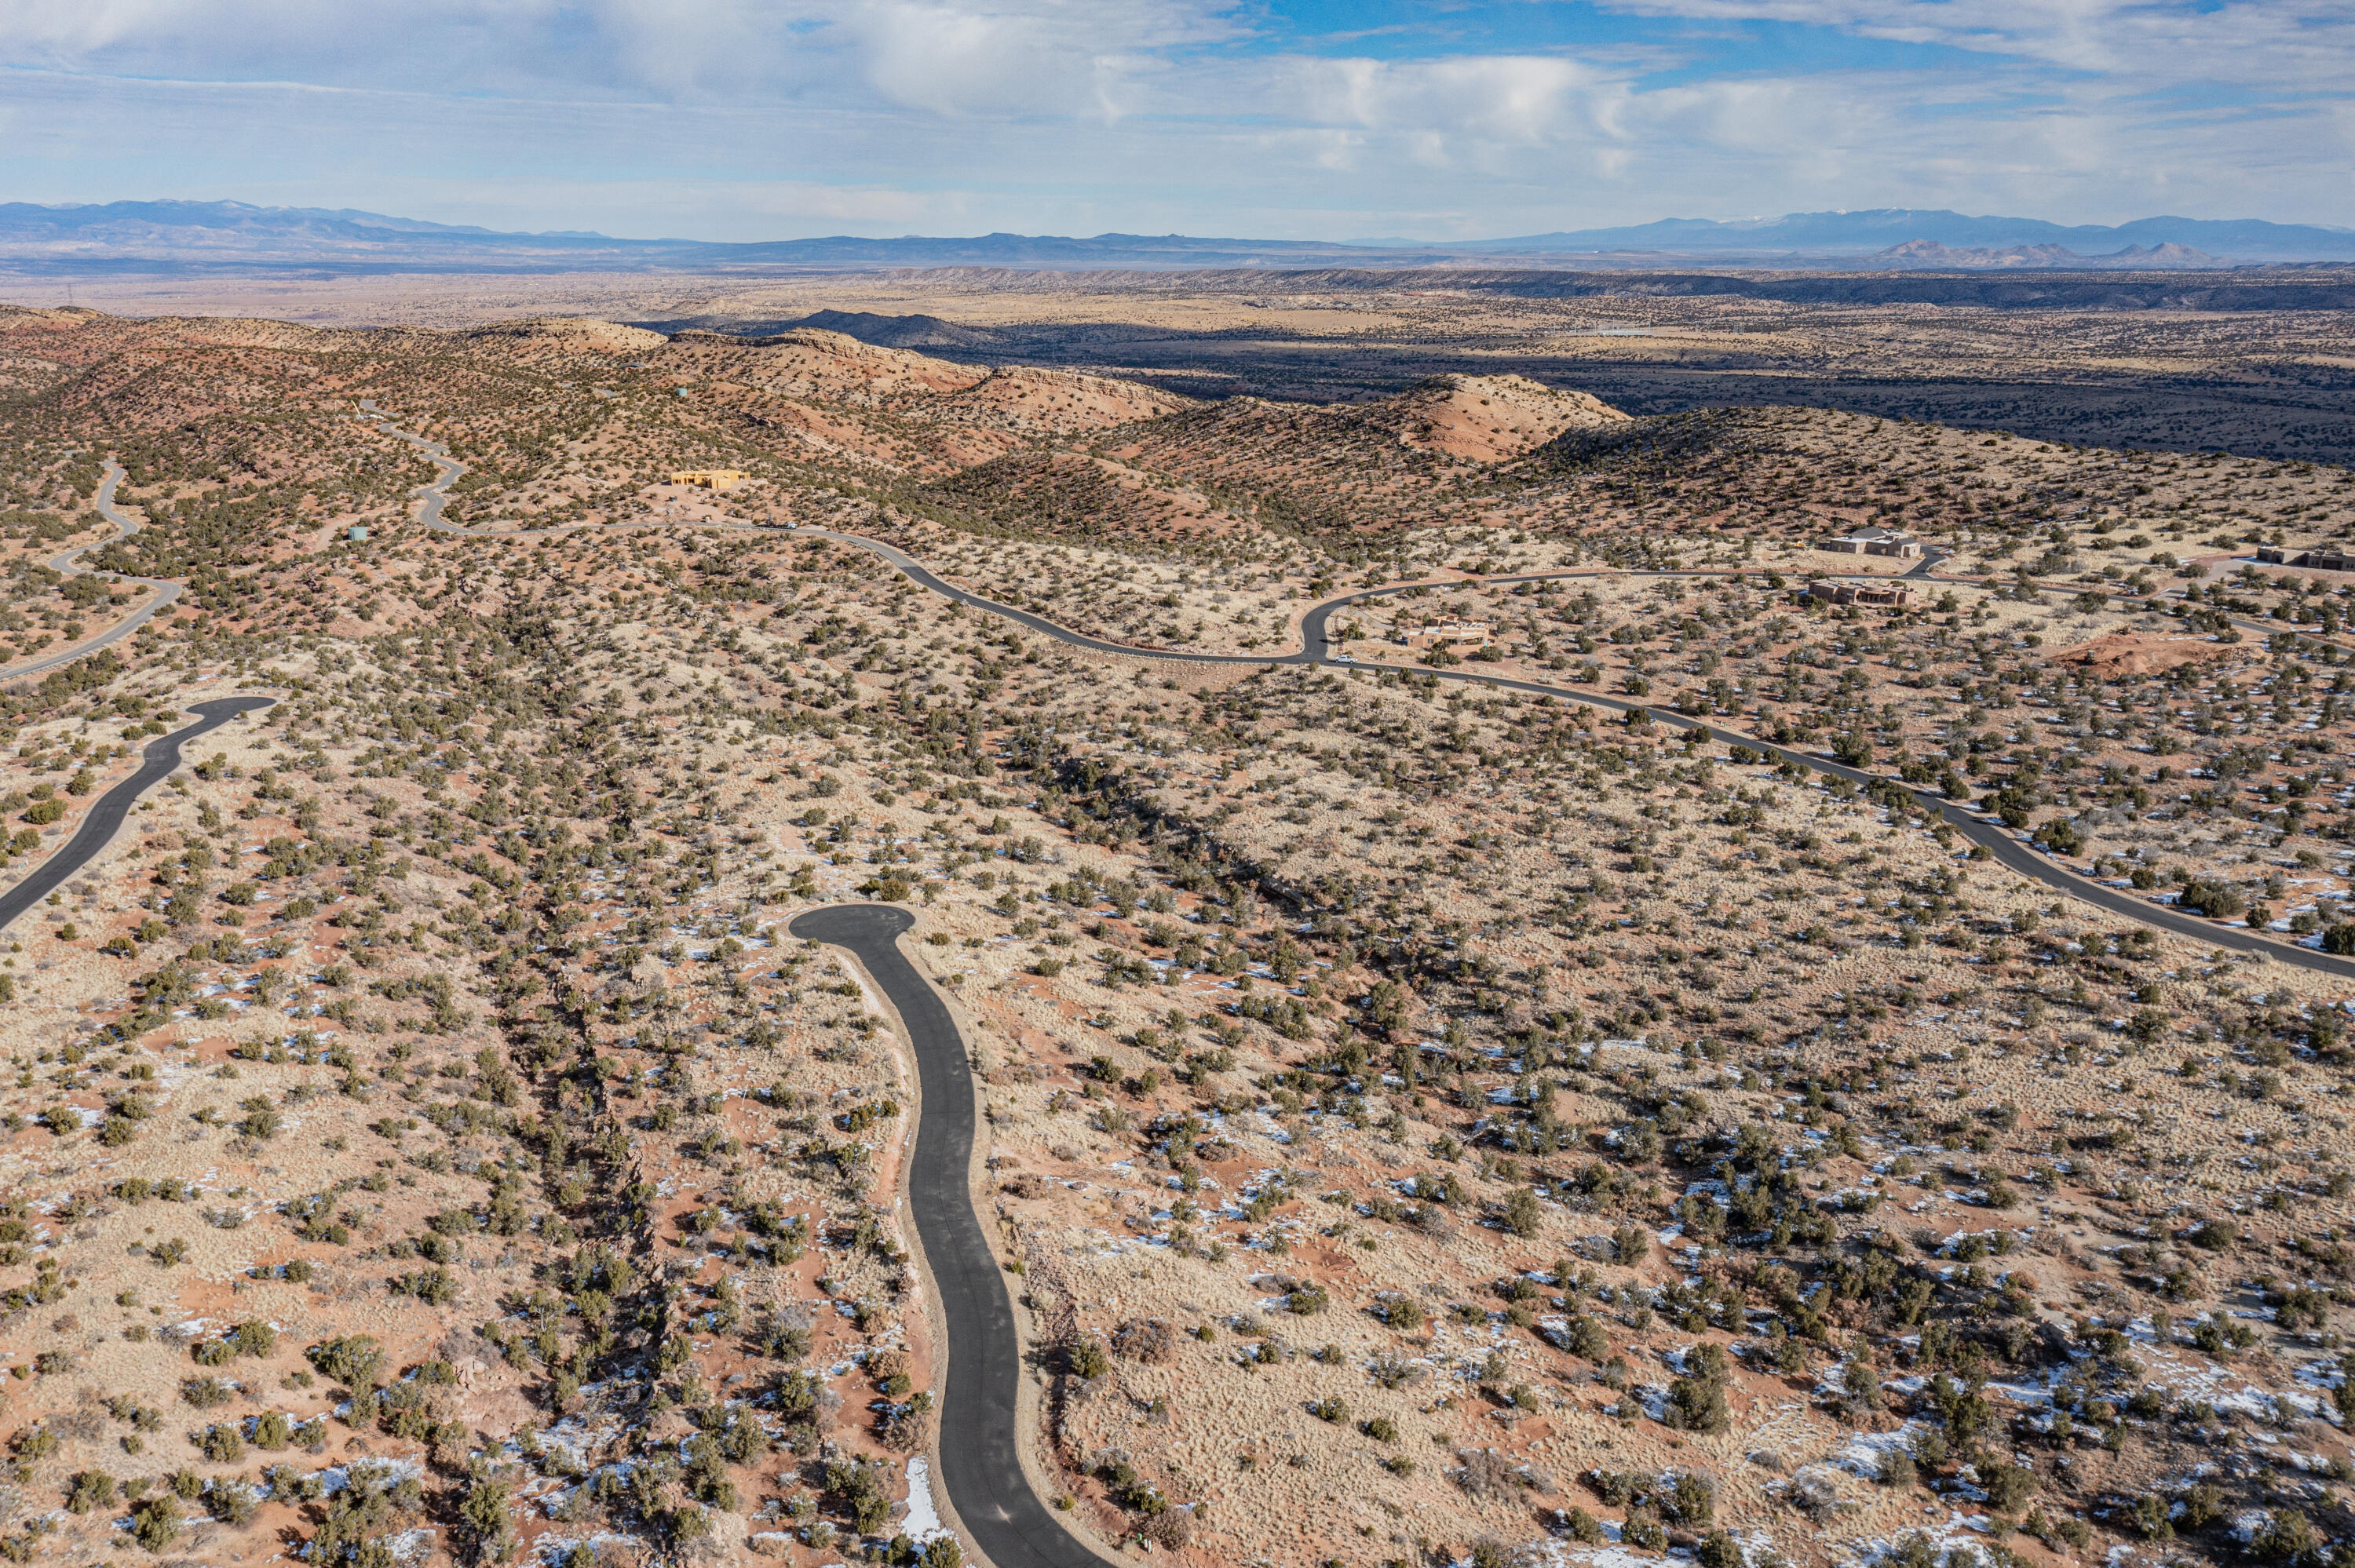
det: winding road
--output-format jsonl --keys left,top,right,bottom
{"left": 756, "top": 542, "right": 2355, "bottom": 980}
{"left": 349, "top": 399, "right": 2355, "bottom": 982}
{"left": 0, "top": 407, "right": 2339, "bottom": 1568}
{"left": 0, "top": 461, "right": 184, "bottom": 684}
{"left": 0, "top": 462, "right": 268, "bottom": 935}
{"left": 349, "top": 395, "right": 2355, "bottom": 1560}
{"left": 358, "top": 399, "right": 466, "bottom": 526}
{"left": 0, "top": 697, "right": 274, "bottom": 935}
{"left": 788, "top": 905, "right": 1118, "bottom": 1568}
{"left": 343, "top": 393, "right": 2355, "bottom": 1568}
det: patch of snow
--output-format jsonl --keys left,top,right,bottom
{"left": 316, "top": 1457, "right": 425, "bottom": 1494}
{"left": 1832, "top": 1420, "right": 1930, "bottom": 1481}
{"left": 902, "top": 1455, "right": 950, "bottom": 1541}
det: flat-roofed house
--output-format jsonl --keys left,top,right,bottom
{"left": 1818, "top": 525, "right": 1923, "bottom": 558}
{"left": 1404, "top": 620, "right": 1494, "bottom": 650}
{"left": 1807, "top": 579, "right": 1912, "bottom": 607}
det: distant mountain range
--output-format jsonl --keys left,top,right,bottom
{"left": 1864, "top": 239, "right": 2225, "bottom": 271}
{"left": 1426, "top": 210, "right": 2355, "bottom": 263}
{"left": 0, "top": 201, "right": 1448, "bottom": 273}
{"left": 0, "top": 199, "right": 2349, "bottom": 274}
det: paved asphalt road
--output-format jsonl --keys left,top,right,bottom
{"left": 842, "top": 542, "right": 2346, "bottom": 978}
{"left": 354, "top": 393, "right": 2355, "bottom": 980}
{"left": 0, "top": 461, "right": 185, "bottom": 684}
{"left": 1285, "top": 590, "right": 2355, "bottom": 982}
{"left": 360, "top": 401, "right": 466, "bottom": 526}
{"left": 787, "top": 904, "right": 1119, "bottom": 1568}
{"left": 772, "top": 538, "right": 2355, "bottom": 981}
{"left": 0, "top": 414, "right": 2326, "bottom": 1564}
{"left": 0, "top": 697, "right": 276, "bottom": 934}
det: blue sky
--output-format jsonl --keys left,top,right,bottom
{"left": 0, "top": 0, "right": 2347, "bottom": 240}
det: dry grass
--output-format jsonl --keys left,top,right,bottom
{"left": 0, "top": 299, "right": 2346, "bottom": 1568}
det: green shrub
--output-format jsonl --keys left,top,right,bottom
{"left": 1666, "top": 1471, "right": 1714, "bottom": 1525}
{"left": 192, "top": 1424, "right": 243, "bottom": 1463}
{"left": 1696, "top": 1531, "right": 1744, "bottom": 1568}
{"left": 1981, "top": 1460, "right": 2035, "bottom": 1512}
{"left": 458, "top": 1475, "right": 516, "bottom": 1562}
{"left": 65, "top": 1470, "right": 115, "bottom": 1514}
{"left": 131, "top": 1494, "right": 181, "bottom": 1553}
{"left": 392, "top": 1268, "right": 456, "bottom": 1305}
{"left": 203, "top": 1478, "right": 256, "bottom": 1525}
{"left": 2188, "top": 1218, "right": 2240, "bottom": 1252}
{"left": 1664, "top": 1346, "right": 1731, "bottom": 1433}
{"left": 2253, "top": 1510, "right": 2318, "bottom": 1563}
{"left": 308, "top": 1335, "right": 385, "bottom": 1387}
{"left": 2177, "top": 880, "right": 2247, "bottom": 921}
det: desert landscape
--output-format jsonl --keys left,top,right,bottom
{"left": 0, "top": 272, "right": 2350, "bottom": 1568}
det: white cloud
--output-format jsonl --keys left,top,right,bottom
{"left": 0, "top": 0, "right": 1243, "bottom": 104}
{"left": 1281, "top": 54, "right": 1608, "bottom": 144}
{"left": 0, "top": 0, "right": 2346, "bottom": 236}
{"left": 849, "top": 3, "right": 1101, "bottom": 115}
{"left": 1593, "top": 0, "right": 2355, "bottom": 89}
